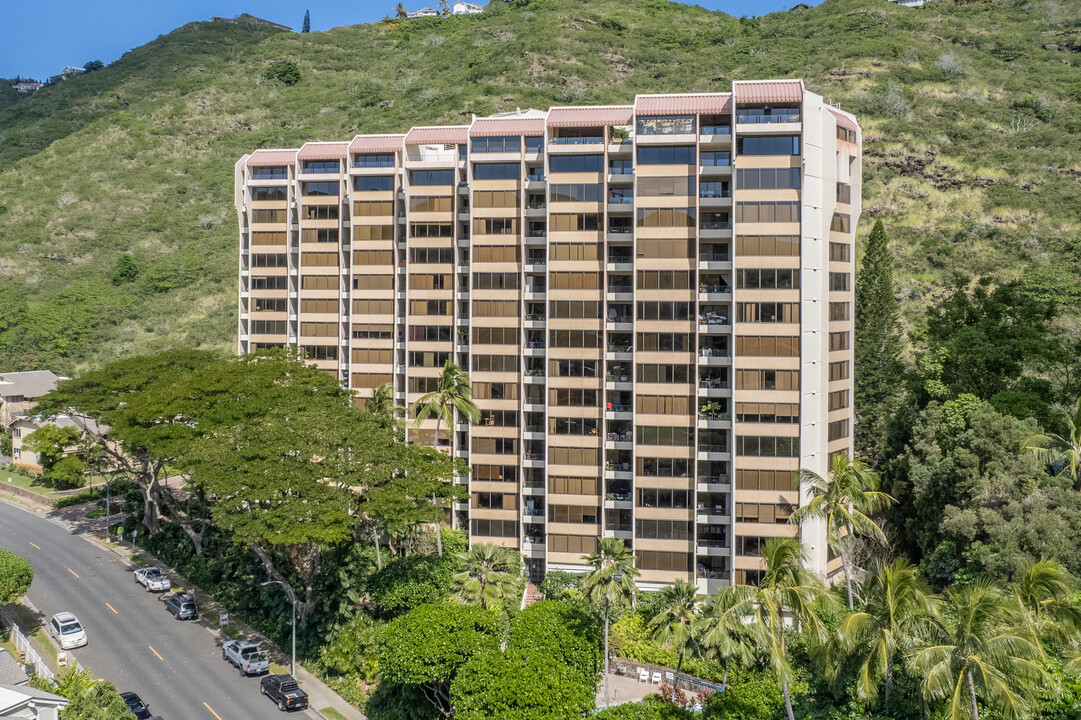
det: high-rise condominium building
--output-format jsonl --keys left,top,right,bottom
{"left": 234, "top": 80, "right": 861, "bottom": 592}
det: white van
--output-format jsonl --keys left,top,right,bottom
{"left": 50, "top": 612, "right": 87, "bottom": 649}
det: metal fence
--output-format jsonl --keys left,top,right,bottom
{"left": 6, "top": 615, "right": 55, "bottom": 683}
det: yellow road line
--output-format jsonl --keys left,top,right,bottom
{"left": 203, "top": 702, "right": 224, "bottom": 720}
{"left": 105, "top": 603, "right": 117, "bottom": 615}
{"left": 148, "top": 645, "right": 163, "bottom": 661}
{"left": 67, "top": 568, "right": 79, "bottom": 578}
{"left": 28, "top": 542, "right": 41, "bottom": 549}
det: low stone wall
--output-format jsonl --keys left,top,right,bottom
{"left": 0, "top": 481, "right": 53, "bottom": 507}
{"left": 610, "top": 656, "right": 725, "bottom": 695}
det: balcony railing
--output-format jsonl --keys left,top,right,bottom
{"left": 607, "top": 344, "right": 633, "bottom": 354}
{"left": 551, "top": 136, "right": 603, "bottom": 145}
{"left": 697, "top": 569, "right": 731, "bottom": 580}
{"left": 698, "top": 348, "right": 730, "bottom": 358}
{"left": 527, "top": 173, "right": 546, "bottom": 182}
{"left": 698, "top": 444, "right": 729, "bottom": 454}
{"left": 526, "top": 230, "right": 547, "bottom": 238}
{"left": 606, "top": 315, "right": 632, "bottom": 324}
{"left": 697, "top": 475, "right": 730, "bottom": 484}
{"left": 698, "top": 313, "right": 729, "bottom": 325}
{"left": 606, "top": 492, "right": 632, "bottom": 503}
{"left": 606, "top": 432, "right": 632, "bottom": 443}
{"left": 701, "top": 125, "right": 731, "bottom": 135}
{"left": 608, "top": 285, "right": 632, "bottom": 294}
{"left": 700, "top": 221, "right": 733, "bottom": 231}
{"left": 525, "top": 313, "right": 546, "bottom": 322}
{"left": 608, "top": 196, "right": 634, "bottom": 204}
{"left": 699, "top": 378, "right": 729, "bottom": 389}
{"left": 523, "top": 508, "right": 545, "bottom": 516}
{"left": 697, "top": 538, "right": 729, "bottom": 548}
{"left": 606, "top": 403, "right": 631, "bottom": 413}
{"left": 699, "top": 191, "right": 731, "bottom": 199}
{"left": 525, "top": 368, "right": 546, "bottom": 377}
{"left": 608, "top": 167, "right": 634, "bottom": 175}
{"left": 700, "top": 252, "right": 731, "bottom": 262}
{"left": 699, "top": 285, "right": 730, "bottom": 294}
{"left": 525, "top": 424, "right": 544, "bottom": 434}
{"left": 736, "top": 112, "right": 800, "bottom": 124}
{"left": 524, "top": 451, "right": 545, "bottom": 461}
{"left": 526, "top": 341, "right": 546, "bottom": 349}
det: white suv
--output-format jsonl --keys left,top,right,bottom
{"left": 50, "top": 612, "right": 87, "bottom": 649}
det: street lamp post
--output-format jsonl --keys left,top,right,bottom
{"left": 260, "top": 580, "right": 296, "bottom": 676}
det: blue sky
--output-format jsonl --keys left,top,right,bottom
{"left": 1, "top": 1, "right": 820, "bottom": 82}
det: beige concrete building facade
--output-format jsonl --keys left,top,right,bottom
{"left": 234, "top": 80, "right": 861, "bottom": 591}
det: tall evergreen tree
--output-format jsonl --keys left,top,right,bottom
{"left": 854, "top": 219, "right": 903, "bottom": 464}
{"left": 301, "top": 10, "right": 311, "bottom": 33}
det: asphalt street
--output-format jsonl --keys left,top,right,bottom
{"left": 0, "top": 500, "right": 317, "bottom": 720}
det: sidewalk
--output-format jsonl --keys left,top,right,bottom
{"left": 3, "top": 493, "right": 367, "bottom": 720}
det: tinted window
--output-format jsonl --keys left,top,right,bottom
{"left": 549, "top": 155, "right": 605, "bottom": 173}
{"left": 354, "top": 176, "right": 394, "bottom": 191}
{"left": 737, "top": 136, "right": 800, "bottom": 156}
{"left": 637, "top": 146, "right": 696, "bottom": 165}
{"left": 411, "top": 170, "right": 454, "bottom": 185}
{"left": 473, "top": 163, "right": 520, "bottom": 180}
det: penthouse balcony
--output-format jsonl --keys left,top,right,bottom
{"left": 735, "top": 108, "right": 801, "bottom": 134}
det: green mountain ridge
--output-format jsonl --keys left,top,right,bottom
{"left": 1, "top": 0, "right": 1079, "bottom": 373}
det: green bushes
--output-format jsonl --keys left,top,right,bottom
{"left": 264, "top": 61, "right": 301, "bottom": 86}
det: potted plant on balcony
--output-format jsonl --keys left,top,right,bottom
{"left": 610, "top": 127, "right": 629, "bottom": 143}
{"left": 699, "top": 401, "right": 721, "bottom": 420}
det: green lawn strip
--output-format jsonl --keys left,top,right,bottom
{"left": 0, "top": 468, "right": 54, "bottom": 497}
{"left": 320, "top": 708, "right": 348, "bottom": 720}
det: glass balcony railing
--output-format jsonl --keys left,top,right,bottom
{"left": 700, "top": 125, "right": 731, "bottom": 135}
{"left": 736, "top": 112, "right": 800, "bottom": 124}
{"left": 551, "top": 137, "right": 604, "bottom": 145}
{"left": 606, "top": 403, "right": 631, "bottom": 413}
{"left": 698, "top": 443, "right": 728, "bottom": 454}
{"left": 607, "top": 285, "right": 632, "bottom": 294}
{"left": 700, "top": 251, "right": 731, "bottom": 262}
{"left": 700, "top": 221, "right": 733, "bottom": 231}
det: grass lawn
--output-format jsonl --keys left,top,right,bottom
{"left": 0, "top": 468, "right": 53, "bottom": 497}
{"left": 320, "top": 709, "right": 348, "bottom": 720}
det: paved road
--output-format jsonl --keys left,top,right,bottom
{"left": 0, "top": 500, "right": 315, "bottom": 720}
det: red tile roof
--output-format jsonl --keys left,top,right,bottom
{"left": 405, "top": 126, "right": 471, "bottom": 145}
{"left": 829, "top": 109, "right": 858, "bottom": 134}
{"left": 297, "top": 142, "right": 350, "bottom": 161}
{"left": 245, "top": 149, "right": 298, "bottom": 167}
{"left": 470, "top": 116, "right": 546, "bottom": 137}
{"left": 349, "top": 134, "right": 405, "bottom": 153}
{"left": 635, "top": 93, "right": 732, "bottom": 116}
{"left": 547, "top": 105, "right": 634, "bottom": 128}
{"left": 733, "top": 79, "right": 804, "bottom": 104}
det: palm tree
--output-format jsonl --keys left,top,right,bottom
{"left": 1023, "top": 397, "right": 1081, "bottom": 488}
{"left": 1008, "top": 559, "right": 1081, "bottom": 658}
{"left": 910, "top": 582, "right": 1046, "bottom": 720}
{"left": 649, "top": 578, "right": 703, "bottom": 677}
{"left": 695, "top": 585, "right": 755, "bottom": 686}
{"left": 365, "top": 382, "right": 405, "bottom": 420}
{"left": 452, "top": 543, "right": 514, "bottom": 610}
{"left": 582, "top": 538, "right": 641, "bottom": 709}
{"left": 743, "top": 537, "right": 832, "bottom": 720}
{"left": 394, "top": 3, "right": 407, "bottom": 19}
{"left": 413, "top": 359, "right": 480, "bottom": 556}
{"left": 438, "top": 0, "right": 450, "bottom": 16}
{"left": 834, "top": 559, "right": 937, "bottom": 710}
{"left": 790, "top": 453, "right": 895, "bottom": 608}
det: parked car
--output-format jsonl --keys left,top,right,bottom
{"left": 49, "top": 612, "right": 87, "bottom": 650}
{"left": 222, "top": 640, "right": 269, "bottom": 676}
{"left": 119, "top": 691, "right": 153, "bottom": 720}
{"left": 134, "top": 567, "right": 172, "bottom": 592}
{"left": 260, "top": 674, "right": 309, "bottom": 712}
{"left": 163, "top": 593, "right": 198, "bottom": 620}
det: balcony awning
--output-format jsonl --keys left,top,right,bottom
{"left": 733, "top": 79, "right": 804, "bottom": 104}
{"left": 405, "top": 125, "right": 470, "bottom": 145}
{"left": 829, "top": 109, "right": 858, "bottom": 133}
{"left": 635, "top": 93, "right": 732, "bottom": 116}
{"left": 297, "top": 142, "right": 350, "bottom": 161}
{"left": 547, "top": 105, "right": 634, "bottom": 128}
{"left": 245, "top": 149, "right": 297, "bottom": 167}
{"left": 349, "top": 134, "right": 406, "bottom": 153}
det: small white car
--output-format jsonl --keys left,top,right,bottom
{"left": 49, "top": 612, "right": 87, "bottom": 649}
{"left": 134, "top": 567, "right": 172, "bottom": 592}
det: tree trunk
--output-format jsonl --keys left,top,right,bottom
{"left": 840, "top": 542, "right": 854, "bottom": 610}
{"left": 883, "top": 655, "right": 893, "bottom": 710}
{"left": 603, "top": 598, "right": 611, "bottom": 708}
{"left": 782, "top": 678, "right": 795, "bottom": 720}
{"left": 967, "top": 669, "right": 980, "bottom": 720}
{"left": 372, "top": 525, "right": 382, "bottom": 569}
{"left": 431, "top": 415, "right": 443, "bottom": 557}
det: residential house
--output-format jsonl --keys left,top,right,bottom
{"left": 452, "top": 1, "right": 484, "bottom": 14}
{"left": 0, "top": 684, "right": 67, "bottom": 719}
{"left": 10, "top": 414, "right": 104, "bottom": 473}
{"left": 407, "top": 7, "right": 439, "bottom": 18}
{"left": 886, "top": 0, "right": 928, "bottom": 6}
{"left": 12, "top": 83, "right": 42, "bottom": 93}
{"left": 0, "top": 372, "right": 62, "bottom": 431}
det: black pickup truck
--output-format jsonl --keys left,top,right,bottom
{"left": 259, "top": 674, "right": 309, "bottom": 712}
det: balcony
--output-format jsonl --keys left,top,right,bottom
{"left": 522, "top": 508, "right": 546, "bottom": 523}
{"left": 607, "top": 170, "right": 633, "bottom": 186}
{"left": 696, "top": 477, "right": 732, "bottom": 494}
{"left": 548, "top": 137, "right": 604, "bottom": 154}
{"left": 606, "top": 284, "right": 633, "bottom": 302}
{"left": 698, "top": 350, "right": 731, "bottom": 367}
{"left": 603, "top": 493, "right": 633, "bottom": 510}
{"left": 700, "top": 163, "right": 732, "bottom": 176}
{"left": 604, "top": 403, "right": 633, "bottom": 420}
{"left": 699, "top": 284, "right": 731, "bottom": 302}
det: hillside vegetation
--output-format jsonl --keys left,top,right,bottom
{"left": 0, "top": 0, "right": 1079, "bottom": 372}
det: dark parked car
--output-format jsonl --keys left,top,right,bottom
{"left": 164, "top": 593, "right": 198, "bottom": 620}
{"left": 119, "top": 691, "right": 152, "bottom": 720}
{"left": 260, "top": 674, "right": 309, "bottom": 712}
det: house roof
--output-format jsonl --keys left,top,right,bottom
{"left": 0, "top": 683, "right": 68, "bottom": 714}
{"left": 470, "top": 116, "right": 546, "bottom": 137}
{"left": 0, "top": 650, "right": 28, "bottom": 687}
{"left": 733, "top": 79, "right": 804, "bottom": 104}
{"left": 829, "top": 109, "right": 859, "bottom": 133}
{"left": 16, "top": 413, "right": 106, "bottom": 436}
{"left": 404, "top": 125, "right": 470, "bottom": 145}
{"left": 245, "top": 149, "right": 297, "bottom": 167}
{"left": 547, "top": 105, "right": 634, "bottom": 128}
{"left": 349, "top": 134, "right": 406, "bottom": 154}
{"left": 635, "top": 93, "right": 732, "bottom": 116}
{"left": 297, "top": 142, "right": 350, "bottom": 161}
{"left": 0, "top": 371, "right": 60, "bottom": 399}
